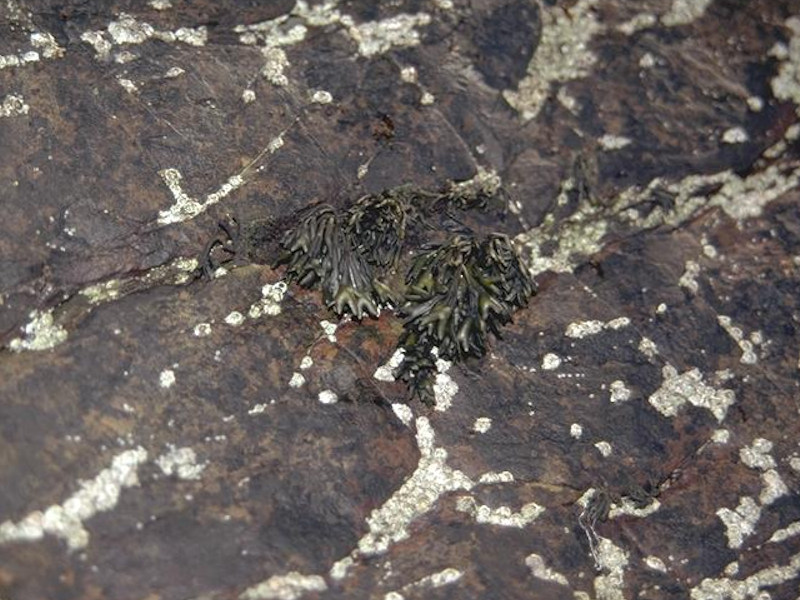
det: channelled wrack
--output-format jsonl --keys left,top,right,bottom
{"left": 204, "top": 181, "right": 535, "bottom": 404}
{"left": 277, "top": 182, "right": 534, "bottom": 404}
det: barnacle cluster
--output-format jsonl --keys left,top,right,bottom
{"left": 273, "top": 181, "right": 536, "bottom": 404}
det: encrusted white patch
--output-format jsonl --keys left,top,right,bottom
{"left": 609, "top": 380, "right": 632, "bottom": 403}
{"left": 318, "top": 390, "right": 338, "bottom": 404}
{"left": 721, "top": 127, "right": 749, "bottom": 144}
{"left": 242, "top": 88, "right": 256, "bottom": 103}
{"left": 593, "top": 537, "right": 629, "bottom": 600}
{"left": 347, "top": 13, "right": 432, "bottom": 57}
{"left": 1, "top": 31, "right": 63, "bottom": 70}
{"left": 30, "top": 31, "right": 64, "bottom": 59}
{"left": 240, "top": 571, "right": 327, "bottom": 600}
{"left": 320, "top": 320, "right": 338, "bottom": 343}
{"left": 644, "top": 556, "right": 667, "bottom": 573}
{"left": 299, "top": 355, "right": 313, "bottom": 370}
{"left": 155, "top": 445, "right": 206, "bottom": 480}
{"left": 400, "top": 65, "right": 418, "bottom": 83}
{"left": 420, "top": 91, "right": 435, "bottom": 105}
{"left": 81, "top": 12, "right": 207, "bottom": 60}
{"left": 393, "top": 568, "right": 463, "bottom": 596}
{"left": 329, "top": 555, "right": 354, "bottom": 580}
{"left": 759, "top": 469, "right": 788, "bottom": 505}
{"left": 477, "top": 471, "right": 514, "bottom": 484}
{"left": 289, "top": 372, "right": 305, "bottom": 388}
{"left": 374, "top": 348, "right": 406, "bottom": 381}
{"left": 617, "top": 13, "right": 657, "bottom": 35}
{"left": 248, "top": 403, "right": 269, "bottom": 415}
{"left": 455, "top": 496, "right": 545, "bottom": 528}
{"left": 594, "top": 441, "right": 612, "bottom": 457}
{"left": 225, "top": 311, "right": 245, "bottom": 326}
{"left": 717, "top": 496, "right": 760, "bottom": 549}
{"left": 747, "top": 96, "right": 764, "bottom": 112}
{"left": 556, "top": 87, "right": 580, "bottom": 113}
{"left": 724, "top": 561, "right": 740, "bottom": 577}
{"left": 740, "top": 438, "right": 776, "bottom": 470}
{"left": 679, "top": 260, "right": 701, "bottom": 293}
{"left": 261, "top": 47, "right": 290, "bottom": 86}
{"left": 525, "top": 553, "right": 569, "bottom": 586}
{"left": 515, "top": 196, "right": 609, "bottom": 277}
{"left": 639, "top": 52, "right": 657, "bottom": 68}
{"left": 769, "top": 521, "right": 800, "bottom": 544}
{"left": 117, "top": 77, "right": 138, "bottom": 94}
{"left": 661, "top": 0, "right": 714, "bottom": 27}
{"left": 542, "top": 353, "right": 562, "bottom": 370}
{"left": 472, "top": 417, "right": 492, "bottom": 434}
{"left": 159, "top": 368, "right": 176, "bottom": 388}
{"left": 249, "top": 281, "right": 288, "bottom": 318}
{"left": 711, "top": 429, "right": 730, "bottom": 444}
{"left": 391, "top": 403, "right": 413, "bottom": 426}
{"left": 157, "top": 168, "right": 245, "bottom": 225}
{"left": 81, "top": 279, "right": 121, "bottom": 304}
{"left": 599, "top": 134, "right": 632, "bottom": 151}
{"left": 0, "top": 93, "right": 30, "bottom": 118}
{"left": 148, "top": 0, "right": 173, "bottom": 9}
{"left": 310, "top": 90, "right": 333, "bottom": 104}
{"left": 608, "top": 498, "right": 661, "bottom": 519}
{"left": 193, "top": 323, "right": 212, "bottom": 337}
{"left": 718, "top": 315, "right": 762, "bottom": 365}
{"left": 565, "top": 317, "right": 630, "bottom": 339}
{"left": 356, "top": 417, "right": 474, "bottom": 555}
{"left": 0, "top": 447, "right": 148, "bottom": 550}
{"left": 503, "top": 0, "right": 602, "bottom": 121}
{"left": 648, "top": 365, "right": 735, "bottom": 422}
{"left": 433, "top": 358, "right": 458, "bottom": 412}
{"left": 638, "top": 337, "right": 659, "bottom": 359}
{"left": 570, "top": 423, "right": 584, "bottom": 439}
{"left": 771, "top": 17, "right": 800, "bottom": 115}
{"left": 690, "top": 552, "right": 800, "bottom": 600}
{"left": 8, "top": 309, "right": 68, "bottom": 352}
{"left": 709, "top": 163, "right": 800, "bottom": 221}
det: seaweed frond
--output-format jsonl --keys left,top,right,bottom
{"left": 346, "top": 191, "right": 409, "bottom": 269}
{"left": 276, "top": 202, "right": 399, "bottom": 319}
{"left": 395, "top": 233, "right": 535, "bottom": 403}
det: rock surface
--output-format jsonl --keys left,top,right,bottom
{"left": 1, "top": 1, "right": 799, "bottom": 599}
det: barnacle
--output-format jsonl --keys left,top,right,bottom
{"left": 396, "top": 233, "right": 535, "bottom": 403}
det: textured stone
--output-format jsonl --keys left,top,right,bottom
{"left": 1, "top": 1, "right": 799, "bottom": 599}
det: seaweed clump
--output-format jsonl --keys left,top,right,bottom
{"left": 202, "top": 177, "right": 536, "bottom": 404}
{"left": 275, "top": 189, "right": 414, "bottom": 319}
{"left": 396, "top": 233, "right": 534, "bottom": 403}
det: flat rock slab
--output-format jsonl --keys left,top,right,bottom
{"left": 1, "top": 1, "right": 799, "bottom": 599}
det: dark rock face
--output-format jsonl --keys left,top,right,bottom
{"left": 1, "top": 1, "right": 799, "bottom": 599}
